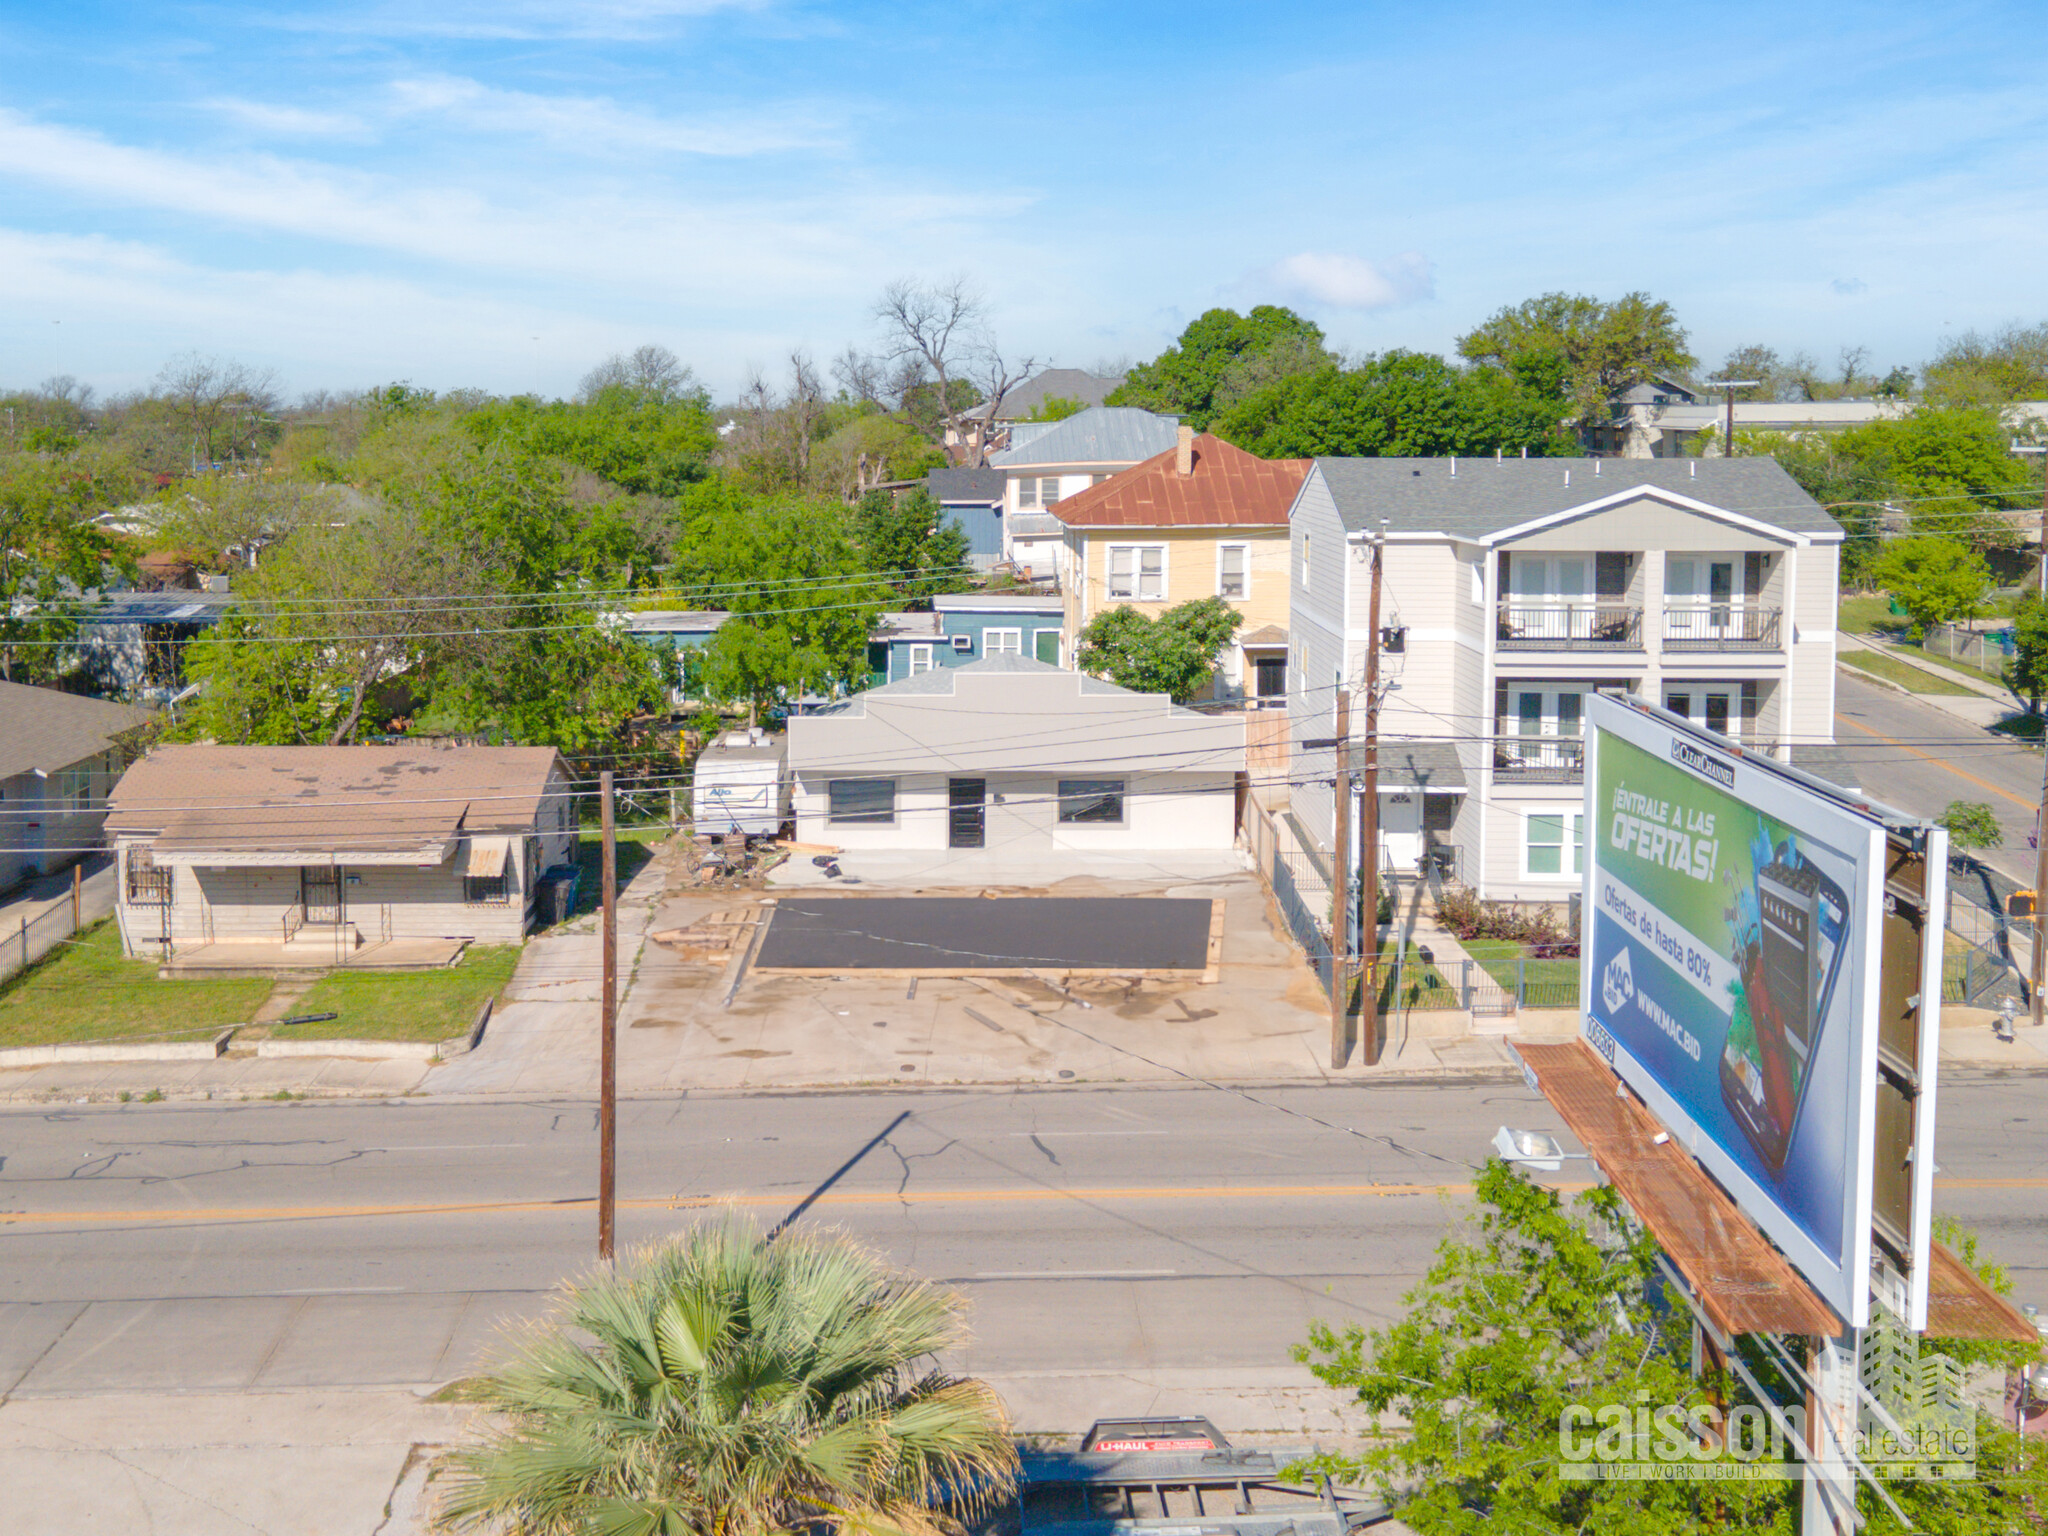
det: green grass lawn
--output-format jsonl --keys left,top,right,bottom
{"left": 1364, "top": 942, "right": 1461, "bottom": 1011}
{"left": 282, "top": 945, "right": 521, "bottom": 1043}
{"left": 1991, "top": 713, "right": 2045, "bottom": 743}
{"left": 0, "top": 921, "right": 272, "bottom": 1048}
{"left": 1837, "top": 593, "right": 1903, "bottom": 635}
{"left": 1873, "top": 639, "right": 2010, "bottom": 690}
{"left": 1839, "top": 648, "right": 1978, "bottom": 695}
{"left": 1458, "top": 938, "right": 1581, "bottom": 1008}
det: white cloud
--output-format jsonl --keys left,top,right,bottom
{"left": 200, "top": 99, "right": 369, "bottom": 138}
{"left": 384, "top": 74, "right": 832, "bottom": 157}
{"left": 1259, "top": 251, "right": 1435, "bottom": 310}
{"left": 265, "top": 0, "right": 771, "bottom": 42}
{"left": 1830, "top": 277, "right": 1870, "bottom": 296}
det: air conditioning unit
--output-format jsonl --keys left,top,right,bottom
{"left": 950, "top": 634, "right": 974, "bottom": 653}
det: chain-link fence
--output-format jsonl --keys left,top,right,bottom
{"left": 0, "top": 862, "right": 116, "bottom": 986}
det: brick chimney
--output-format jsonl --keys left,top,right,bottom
{"left": 1175, "top": 424, "right": 1194, "bottom": 477}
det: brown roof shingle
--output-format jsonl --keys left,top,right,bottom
{"left": 104, "top": 744, "right": 567, "bottom": 856}
{"left": 1047, "top": 434, "right": 1309, "bottom": 529}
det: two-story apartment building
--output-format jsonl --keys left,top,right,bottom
{"left": 1286, "top": 457, "right": 1842, "bottom": 904}
{"left": 1053, "top": 428, "right": 1307, "bottom": 707}
{"left": 986, "top": 407, "right": 1182, "bottom": 577}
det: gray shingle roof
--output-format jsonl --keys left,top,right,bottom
{"left": 0, "top": 682, "right": 154, "bottom": 782}
{"left": 926, "top": 466, "right": 1006, "bottom": 502}
{"left": 1373, "top": 740, "right": 1468, "bottom": 792}
{"left": 991, "top": 369, "right": 1125, "bottom": 421}
{"left": 1312, "top": 457, "right": 1839, "bottom": 540}
{"left": 989, "top": 407, "right": 1182, "bottom": 469}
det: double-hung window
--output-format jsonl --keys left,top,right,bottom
{"left": 827, "top": 778, "right": 896, "bottom": 824}
{"left": 1218, "top": 543, "right": 1248, "bottom": 601}
{"left": 1524, "top": 812, "right": 1584, "bottom": 879}
{"left": 985, "top": 628, "right": 1022, "bottom": 655}
{"left": 907, "top": 643, "right": 935, "bottom": 675}
{"left": 465, "top": 873, "right": 512, "bottom": 907}
{"left": 1057, "top": 778, "right": 1125, "bottom": 824}
{"left": 1107, "top": 545, "right": 1165, "bottom": 601}
{"left": 1019, "top": 476, "right": 1064, "bottom": 509}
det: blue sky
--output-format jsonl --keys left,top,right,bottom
{"left": 2, "top": 1, "right": 2044, "bottom": 402}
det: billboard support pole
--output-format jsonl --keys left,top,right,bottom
{"left": 1330, "top": 689, "right": 1352, "bottom": 1068}
{"left": 1359, "top": 521, "right": 1386, "bottom": 1067}
{"left": 1800, "top": 1331, "right": 1858, "bottom": 1535}
{"left": 2034, "top": 749, "right": 2048, "bottom": 1030}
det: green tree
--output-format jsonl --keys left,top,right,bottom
{"left": 0, "top": 452, "right": 135, "bottom": 684}
{"left": 1110, "top": 306, "right": 1331, "bottom": 430}
{"left": 852, "top": 488, "right": 971, "bottom": 606}
{"left": 433, "top": 1216, "right": 1018, "bottom": 1536}
{"left": 463, "top": 386, "right": 717, "bottom": 497}
{"left": 1923, "top": 321, "right": 2048, "bottom": 408}
{"left": 2007, "top": 596, "right": 2048, "bottom": 710}
{"left": 1455, "top": 291, "right": 1694, "bottom": 432}
{"left": 679, "top": 484, "right": 886, "bottom": 717}
{"left": 1938, "top": 801, "right": 2002, "bottom": 849}
{"left": 1834, "top": 408, "right": 2037, "bottom": 547}
{"left": 1025, "top": 394, "right": 1087, "bottom": 422}
{"left": 1715, "top": 344, "right": 1780, "bottom": 401}
{"left": 1213, "top": 352, "right": 1566, "bottom": 459}
{"left": 1871, "top": 536, "right": 1992, "bottom": 632}
{"left": 1076, "top": 597, "right": 1243, "bottom": 702}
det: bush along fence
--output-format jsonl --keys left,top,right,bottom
{"left": 1, "top": 864, "right": 116, "bottom": 988}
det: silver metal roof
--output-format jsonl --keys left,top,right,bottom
{"left": 990, "top": 407, "right": 1183, "bottom": 469}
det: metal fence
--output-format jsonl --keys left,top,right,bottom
{"left": 0, "top": 862, "right": 116, "bottom": 987}
{"left": 1376, "top": 950, "right": 1582, "bottom": 1014}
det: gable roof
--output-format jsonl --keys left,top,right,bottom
{"left": 926, "top": 466, "right": 1006, "bottom": 503}
{"left": 1048, "top": 433, "right": 1309, "bottom": 528}
{"left": 0, "top": 681, "right": 154, "bottom": 782}
{"left": 105, "top": 743, "right": 567, "bottom": 858}
{"left": 988, "top": 407, "right": 1182, "bottom": 469}
{"left": 990, "top": 369, "right": 1124, "bottom": 421}
{"left": 1311, "top": 457, "right": 1839, "bottom": 541}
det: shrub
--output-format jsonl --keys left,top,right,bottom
{"left": 1433, "top": 883, "right": 1580, "bottom": 958}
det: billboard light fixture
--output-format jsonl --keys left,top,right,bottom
{"left": 1493, "top": 1125, "right": 1581, "bottom": 1172}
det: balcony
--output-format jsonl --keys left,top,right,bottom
{"left": 1663, "top": 604, "right": 1783, "bottom": 652}
{"left": 1495, "top": 602, "right": 1643, "bottom": 652}
{"left": 1491, "top": 735, "right": 1585, "bottom": 783}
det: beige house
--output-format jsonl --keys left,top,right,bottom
{"left": 106, "top": 744, "right": 576, "bottom": 967}
{"left": 1053, "top": 429, "right": 1308, "bottom": 708}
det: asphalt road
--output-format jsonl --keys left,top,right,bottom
{"left": 1833, "top": 669, "right": 2043, "bottom": 883}
{"left": 4, "top": 1076, "right": 2044, "bottom": 1399}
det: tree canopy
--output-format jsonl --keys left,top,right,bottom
{"left": 1075, "top": 596, "right": 1243, "bottom": 702}
{"left": 1109, "top": 306, "right": 1332, "bottom": 430}
{"left": 1456, "top": 291, "right": 1693, "bottom": 430}
{"left": 1212, "top": 351, "right": 1567, "bottom": 459}
{"left": 1922, "top": 321, "right": 2048, "bottom": 408}
{"left": 1869, "top": 535, "right": 1992, "bottom": 633}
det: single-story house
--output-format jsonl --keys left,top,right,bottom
{"left": 787, "top": 655, "right": 1245, "bottom": 858}
{"left": 865, "top": 594, "right": 1067, "bottom": 685}
{"left": 105, "top": 744, "right": 576, "bottom": 960}
{"left": 0, "top": 681, "right": 155, "bottom": 893}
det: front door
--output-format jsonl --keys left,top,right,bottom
{"left": 300, "top": 865, "right": 342, "bottom": 924}
{"left": 1664, "top": 687, "right": 1736, "bottom": 738}
{"left": 947, "top": 779, "right": 987, "bottom": 849}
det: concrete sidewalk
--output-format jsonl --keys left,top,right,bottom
{"left": 1837, "top": 630, "right": 2023, "bottom": 728}
{"left": 0, "top": 1367, "right": 1375, "bottom": 1536}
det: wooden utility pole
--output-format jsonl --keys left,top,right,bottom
{"left": 70, "top": 862, "right": 81, "bottom": 930}
{"left": 2034, "top": 749, "right": 2048, "bottom": 1031}
{"left": 598, "top": 770, "right": 618, "bottom": 1260}
{"left": 1704, "top": 379, "right": 1759, "bottom": 457}
{"left": 1359, "top": 523, "right": 1386, "bottom": 1067}
{"left": 1329, "top": 689, "right": 1352, "bottom": 1068}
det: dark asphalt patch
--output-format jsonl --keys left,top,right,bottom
{"left": 754, "top": 897, "right": 1213, "bottom": 972}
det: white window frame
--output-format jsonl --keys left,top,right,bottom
{"left": 1018, "top": 479, "right": 1039, "bottom": 510}
{"left": 907, "top": 643, "right": 935, "bottom": 675}
{"left": 1522, "top": 810, "right": 1585, "bottom": 880}
{"left": 827, "top": 777, "right": 897, "bottom": 825}
{"left": 1057, "top": 778, "right": 1126, "bottom": 825}
{"left": 985, "top": 627, "right": 1022, "bottom": 655}
{"left": 1217, "top": 542, "right": 1249, "bottom": 601}
{"left": 1106, "top": 543, "right": 1166, "bottom": 601}
{"left": 1299, "top": 533, "right": 1311, "bottom": 589}
{"left": 1040, "top": 476, "right": 1065, "bottom": 506}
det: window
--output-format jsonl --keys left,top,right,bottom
{"left": 1299, "top": 533, "right": 1311, "bottom": 588}
{"left": 465, "top": 873, "right": 511, "bottom": 907}
{"left": 1218, "top": 543, "right": 1248, "bottom": 600}
{"left": 1107, "top": 544, "right": 1165, "bottom": 600}
{"left": 985, "top": 628, "right": 1022, "bottom": 655}
{"left": 125, "top": 848, "right": 171, "bottom": 906}
{"left": 1018, "top": 476, "right": 1064, "bottom": 508}
{"left": 1524, "top": 812, "right": 1585, "bottom": 879}
{"left": 1058, "top": 778, "right": 1125, "bottom": 824}
{"left": 907, "top": 643, "right": 935, "bottom": 675}
{"left": 1040, "top": 476, "right": 1064, "bottom": 506}
{"left": 1034, "top": 629, "right": 1061, "bottom": 664}
{"left": 827, "top": 778, "right": 896, "bottom": 824}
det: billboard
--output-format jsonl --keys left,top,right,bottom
{"left": 1580, "top": 694, "right": 1943, "bottom": 1329}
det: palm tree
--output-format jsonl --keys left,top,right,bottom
{"left": 433, "top": 1216, "right": 1018, "bottom": 1536}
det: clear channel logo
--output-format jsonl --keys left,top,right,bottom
{"left": 1602, "top": 946, "right": 1635, "bottom": 1016}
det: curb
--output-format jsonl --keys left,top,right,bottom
{"left": 257, "top": 1037, "right": 449, "bottom": 1061}
{"left": 0, "top": 1029, "right": 236, "bottom": 1067}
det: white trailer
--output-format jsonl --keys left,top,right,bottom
{"left": 691, "top": 730, "right": 789, "bottom": 837}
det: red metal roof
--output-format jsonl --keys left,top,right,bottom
{"left": 1049, "top": 434, "right": 1309, "bottom": 529}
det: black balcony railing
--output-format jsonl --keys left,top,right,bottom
{"left": 1490, "top": 735, "right": 1586, "bottom": 782}
{"left": 1496, "top": 603, "right": 1643, "bottom": 650}
{"left": 1663, "top": 604, "right": 1783, "bottom": 651}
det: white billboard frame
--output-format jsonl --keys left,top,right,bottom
{"left": 1579, "top": 694, "right": 1944, "bottom": 1330}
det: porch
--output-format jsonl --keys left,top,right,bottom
{"left": 158, "top": 934, "right": 470, "bottom": 977}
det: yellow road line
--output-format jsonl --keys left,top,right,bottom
{"left": 0, "top": 1181, "right": 1486, "bottom": 1226}
{"left": 1834, "top": 711, "right": 2034, "bottom": 811}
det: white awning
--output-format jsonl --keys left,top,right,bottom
{"left": 465, "top": 835, "right": 511, "bottom": 878}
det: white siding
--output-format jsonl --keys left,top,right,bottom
{"left": 792, "top": 770, "right": 1236, "bottom": 853}
{"left": 1286, "top": 471, "right": 1351, "bottom": 852}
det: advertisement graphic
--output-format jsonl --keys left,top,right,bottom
{"left": 1582, "top": 696, "right": 1885, "bottom": 1326}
